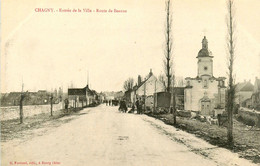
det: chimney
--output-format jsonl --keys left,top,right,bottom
{"left": 138, "top": 75, "right": 142, "bottom": 85}
{"left": 149, "top": 69, "right": 153, "bottom": 76}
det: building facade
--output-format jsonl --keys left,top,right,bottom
{"left": 130, "top": 70, "right": 165, "bottom": 109}
{"left": 251, "top": 77, "right": 260, "bottom": 110}
{"left": 184, "top": 36, "right": 226, "bottom": 115}
{"left": 68, "top": 85, "right": 95, "bottom": 108}
{"left": 236, "top": 80, "right": 254, "bottom": 107}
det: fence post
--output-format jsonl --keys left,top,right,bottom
{"left": 172, "top": 88, "right": 176, "bottom": 125}
{"left": 19, "top": 93, "right": 25, "bottom": 123}
{"left": 50, "top": 94, "right": 53, "bottom": 116}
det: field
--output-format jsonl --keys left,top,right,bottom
{"left": 1, "top": 107, "right": 82, "bottom": 142}
{"left": 1, "top": 103, "right": 63, "bottom": 121}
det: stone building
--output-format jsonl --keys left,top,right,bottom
{"left": 130, "top": 70, "right": 165, "bottom": 109}
{"left": 251, "top": 77, "right": 260, "bottom": 110}
{"left": 68, "top": 85, "right": 95, "bottom": 108}
{"left": 236, "top": 80, "right": 254, "bottom": 107}
{"left": 184, "top": 36, "right": 226, "bottom": 115}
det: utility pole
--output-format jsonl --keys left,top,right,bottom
{"left": 19, "top": 81, "right": 24, "bottom": 124}
{"left": 172, "top": 87, "right": 176, "bottom": 125}
{"left": 154, "top": 80, "right": 157, "bottom": 113}
{"left": 144, "top": 81, "right": 146, "bottom": 113}
{"left": 75, "top": 96, "right": 77, "bottom": 108}
{"left": 50, "top": 93, "right": 53, "bottom": 116}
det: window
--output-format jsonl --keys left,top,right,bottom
{"left": 204, "top": 66, "right": 208, "bottom": 71}
{"left": 187, "top": 81, "right": 190, "bottom": 86}
{"left": 203, "top": 79, "right": 208, "bottom": 88}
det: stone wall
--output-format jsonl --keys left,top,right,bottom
{"left": 1, "top": 103, "right": 63, "bottom": 121}
{"left": 238, "top": 107, "right": 260, "bottom": 127}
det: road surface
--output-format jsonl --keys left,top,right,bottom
{"left": 1, "top": 105, "right": 257, "bottom": 166}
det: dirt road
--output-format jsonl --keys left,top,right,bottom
{"left": 1, "top": 105, "right": 257, "bottom": 166}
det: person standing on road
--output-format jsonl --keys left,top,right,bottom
{"left": 136, "top": 99, "right": 140, "bottom": 114}
{"left": 139, "top": 100, "right": 143, "bottom": 114}
{"left": 122, "top": 100, "right": 127, "bottom": 113}
{"left": 64, "top": 99, "right": 69, "bottom": 113}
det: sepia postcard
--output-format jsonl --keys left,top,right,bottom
{"left": 1, "top": 0, "right": 260, "bottom": 166}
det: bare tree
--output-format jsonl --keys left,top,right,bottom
{"left": 163, "top": 0, "right": 176, "bottom": 123}
{"left": 158, "top": 74, "right": 167, "bottom": 91}
{"left": 175, "top": 76, "right": 184, "bottom": 87}
{"left": 171, "top": 74, "right": 176, "bottom": 125}
{"left": 123, "top": 78, "right": 134, "bottom": 91}
{"left": 226, "top": 0, "right": 236, "bottom": 145}
{"left": 164, "top": 0, "right": 173, "bottom": 93}
{"left": 19, "top": 93, "right": 25, "bottom": 123}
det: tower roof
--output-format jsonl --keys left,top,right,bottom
{"left": 197, "top": 36, "right": 213, "bottom": 58}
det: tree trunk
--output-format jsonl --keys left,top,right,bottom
{"left": 50, "top": 95, "right": 53, "bottom": 116}
{"left": 172, "top": 88, "right": 176, "bottom": 125}
{"left": 19, "top": 96, "right": 24, "bottom": 124}
{"left": 226, "top": 0, "right": 236, "bottom": 145}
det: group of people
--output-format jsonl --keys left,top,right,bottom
{"left": 135, "top": 98, "right": 143, "bottom": 114}
{"left": 118, "top": 100, "right": 127, "bottom": 113}
{"left": 105, "top": 100, "right": 112, "bottom": 106}
{"left": 117, "top": 98, "right": 144, "bottom": 114}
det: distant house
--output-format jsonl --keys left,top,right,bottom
{"left": 114, "top": 91, "right": 124, "bottom": 100}
{"left": 236, "top": 80, "right": 254, "bottom": 106}
{"left": 174, "top": 87, "right": 185, "bottom": 110}
{"left": 98, "top": 92, "right": 106, "bottom": 103}
{"left": 86, "top": 85, "right": 95, "bottom": 105}
{"left": 68, "top": 88, "right": 86, "bottom": 108}
{"left": 130, "top": 69, "right": 165, "bottom": 109}
{"left": 251, "top": 77, "right": 260, "bottom": 110}
{"left": 68, "top": 85, "right": 96, "bottom": 108}
{"left": 242, "top": 98, "right": 252, "bottom": 108}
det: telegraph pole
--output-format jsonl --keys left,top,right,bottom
{"left": 144, "top": 82, "right": 146, "bottom": 113}
{"left": 20, "top": 81, "right": 24, "bottom": 124}
{"left": 50, "top": 93, "right": 53, "bottom": 116}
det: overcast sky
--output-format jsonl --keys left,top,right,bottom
{"left": 1, "top": 0, "right": 260, "bottom": 93}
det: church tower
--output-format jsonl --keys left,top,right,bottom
{"left": 197, "top": 36, "right": 213, "bottom": 77}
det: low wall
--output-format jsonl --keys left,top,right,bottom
{"left": 237, "top": 107, "right": 260, "bottom": 127}
{"left": 0, "top": 103, "right": 63, "bottom": 121}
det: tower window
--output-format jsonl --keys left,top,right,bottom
{"left": 187, "top": 81, "right": 190, "bottom": 86}
{"left": 203, "top": 79, "right": 208, "bottom": 88}
{"left": 204, "top": 66, "right": 208, "bottom": 71}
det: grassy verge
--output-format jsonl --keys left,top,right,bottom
{"left": 1, "top": 107, "right": 83, "bottom": 142}
{"left": 147, "top": 113, "right": 260, "bottom": 164}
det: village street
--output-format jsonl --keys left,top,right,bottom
{"left": 1, "top": 105, "right": 257, "bottom": 166}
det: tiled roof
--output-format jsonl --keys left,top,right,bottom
{"left": 197, "top": 48, "right": 210, "bottom": 57}
{"left": 237, "top": 82, "right": 254, "bottom": 92}
{"left": 136, "top": 74, "right": 153, "bottom": 89}
{"left": 84, "top": 86, "right": 95, "bottom": 96}
{"left": 68, "top": 88, "right": 86, "bottom": 95}
{"left": 174, "top": 87, "right": 185, "bottom": 95}
{"left": 256, "top": 78, "right": 260, "bottom": 90}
